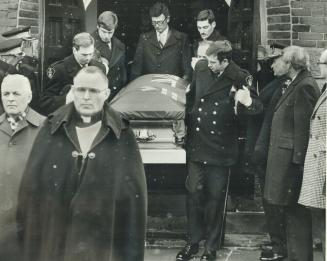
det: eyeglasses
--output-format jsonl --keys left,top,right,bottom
{"left": 151, "top": 17, "right": 167, "bottom": 26}
{"left": 73, "top": 87, "right": 107, "bottom": 97}
{"left": 98, "top": 27, "right": 114, "bottom": 35}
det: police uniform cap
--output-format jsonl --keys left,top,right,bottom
{"left": 268, "top": 42, "right": 287, "bottom": 59}
{"left": 2, "top": 26, "right": 31, "bottom": 38}
{"left": 0, "top": 38, "right": 23, "bottom": 54}
{"left": 98, "top": 11, "right": 118, "bottom": 31}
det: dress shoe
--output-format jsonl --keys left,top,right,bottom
{"left": 176, "top": 243, "right": 199, "bottom": 261}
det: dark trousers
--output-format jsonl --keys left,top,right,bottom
{"left": 185, "top": 161, "right": 229, "bottom": 251}
{"left": 285, "top": 203, "right": 313, "bottom": 261}
{"left": 257, "top": 165, "right": 287, "bottom": 255}
{"left": 311, "top": 207, "right": 325, "bottom": 259}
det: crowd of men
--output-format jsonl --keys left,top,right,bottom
{"left": 0, "top": 1, "right": 325, "bottom": 261}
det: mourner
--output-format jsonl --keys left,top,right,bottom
{"left": 0, "top": 30, "right": 40, "bottom": 113}
{"left": 17, "top": 66, "right": 147, "bottom": 261}
{"left": 0, "top": 74, "right": 45, "bottom": 260}
{"left": 131, "top": 2, "right": 192, "bottom": 81}
{"left": 298, "top": 48, "right": 327, "bottom": 257}
{"left": 193, "top": 9, "right": 227, "bottom": 56}
{"left": 92, "top": 11, "right": 127, "bottom": 100}
{"left": 264, "top": 46, "right": 320, "bottom": 261}
{"left": 177, "top": 40, "right": 262, "bottom": 261}
{"left": 39, "top": 32, "right": 105, "bottom": 115}
{"left": 249, "top": 44, "right": 289, "bottom": 261}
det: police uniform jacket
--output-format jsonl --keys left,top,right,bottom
{"left": 265, "top": 69, "right": 320, "bottom": 205}
{"left": 131, "top": 28, "right": 192, "bottom": 81}
{"left": 185, "top": 60, "right": 262, "bottom": 166}
{"left": 92, "top": 32, "right": 127, "bottom": 100}
{"left": 17, "top": 103, "right": 147, "bottom": 261}
{"left": 39, "top": 55, "right": 105, "bottom": 115}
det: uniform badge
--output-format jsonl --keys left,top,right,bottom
{"left": 47, "top": 66, "right": 55, "bottom": 79}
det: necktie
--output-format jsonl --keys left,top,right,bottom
{"left": 158, "top": 34, "right": 164, "bottom": 48}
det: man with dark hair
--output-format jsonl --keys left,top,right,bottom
{"left": 131, "top": 2, "right": 192, "bottom": 81}
{"left": 177, "top": 40, "right": 262, "bottom": 261}
{"left": 193, "top": 9, "right": 226, "bottom": 57}
{"left": 17, "top": 66, "right": 147, "bottom": 261}
{"left": 92, "top": 11, "right": 127, "bottom": 100}
{"left": 39, "top": 32, "right": 105, "bottom": 115}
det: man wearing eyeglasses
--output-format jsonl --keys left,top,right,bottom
{"left": 92, "top": 11, "right": 127, "bottom": 101}
{"left": 131, "top": 2, "right": 192, "bottom": 81}
{"left": 39, "top": 32, "right": 106, "bottom": 115}
{"left": 17, "top": 66, "right": 147, "bottom": 261}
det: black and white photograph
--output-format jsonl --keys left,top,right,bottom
{"left": 0, "top": 0, "right": 326, "bottom": 260}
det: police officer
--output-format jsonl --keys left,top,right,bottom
{"left": 39, "top": 32, "right": 106, "bottom": 115}
{"left": 92, "top": 11, "right": 127, "bottom": 101}
{"left": 131, "top": 2, "right": 192, "bottom": 81}
{"left": 177, "top": 40, "right": 262, "bottom": 261}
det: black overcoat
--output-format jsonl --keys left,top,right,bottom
{"left": 17, "top": 103, "right": 147, "bottom": 261}
{"left": 92, "top": 32, "right": 127, "bottom": 100}
{"left": 131, "top": 29, "right": 192, "bottom": 81}
{"left": 185, "top": 60, "right": 262, "bottom": 166}
{"left": 264, "top": 69, "right": 320, "bottom": 205}
{"left": 39, "top": 55, "right": 105, "bottom": 115}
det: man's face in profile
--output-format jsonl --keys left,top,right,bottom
{"left": 72, "top": 72, "right": 109, "bottom": 117}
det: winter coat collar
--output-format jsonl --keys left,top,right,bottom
{"left": 0, "top": 107, "right": 43, "bottom": 127}
{"left": 48, "top": 103, "right": 125, "bottom": 139}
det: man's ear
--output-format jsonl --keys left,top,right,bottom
{"left": 105, "top": 88, "right": 111, "bottom": 100}
{"left": 166, "top": 16, "right": 170, "bottom": 24}
{"left": 27, "top": 93, "right": 32, "bottom": 104}
{"left": 211, "top": 21, "right": 216, "bottom": 29}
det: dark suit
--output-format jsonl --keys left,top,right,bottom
{"left": 185, "top": 60, "right": 262, "bottom": 251}
{"left": 265, "top": 69, "right": 320, "bottom": 261}
{"left": 92, "top": 32, "right": 127, "bottom": 100}
{"left": 39, "top": 55, "right": 105, "bottom": 115}
{"left": 131, "top": 28, "right": 192, "bottom": 81}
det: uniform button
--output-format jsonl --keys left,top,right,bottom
{"left": 197, "top": 117, "right": 201, "bottom": 122}
{"left": 201, "top": 99, "right": 204, "bottom": 102}
{"left": 214, "top": 102, "right": 219, "bottom": 106}
{"left": 203, "top": 161, "right": 207, "bottom": 165}
{"left": 213, "top": 121, "right": 216, "bottom": 125}
{"left": 88, "top": 152, "right": 96, "bottom": 159}
{"left": 198, "top": 108, "right": 202, "bottom": 112}
{"left": 213, "top": 111, "right": 217, "bottom": 115}
{"left": 210, "top": 131, "right": 215, "bottom": 134}
{"left": 196, "top": 127, "right": 200, "bottom": 131}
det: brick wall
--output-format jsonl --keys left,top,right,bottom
{"left": 265, "top": 0, "right": 327, "bottom": 79}
{"left": 0, "top": 0, "right": 40, "bottom": 36}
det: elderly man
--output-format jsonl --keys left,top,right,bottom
{"left": 17, "top": 66, "right": 147, "bottom": 261}
{"left": 177, "top": 40, "right": 262, "bottom": 261}
{"left": 92, "top": 11, "right": 127, "bottom": 100}
{"left": 39, "top": 32, "right": 105, "bottom": 115}
{"left": 0, "top": 74, "right": 45, "bottom": 260}
{"left": 265, "top": 46, "right": 320, "bottom": 261}
{"left": 131, "top": 2, "right": 192, "bottom": 81}
{"left": 298, "top": 49, "right": 327, "bottom": 257}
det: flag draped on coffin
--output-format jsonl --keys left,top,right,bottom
{"left": 110, "top": 74, "right": 187, "bottom": 120}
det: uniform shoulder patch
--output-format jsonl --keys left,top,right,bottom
{"left": 47, "top": 66, "right": 55, "bottom": 79}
